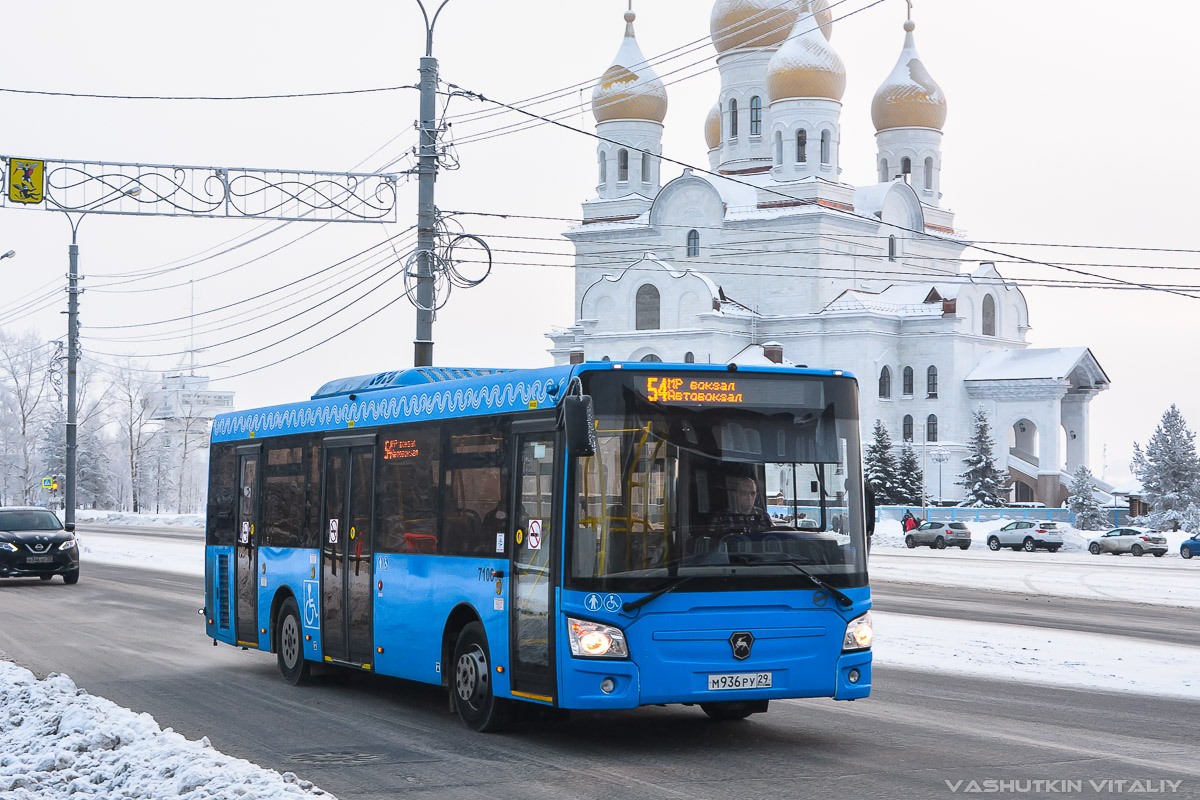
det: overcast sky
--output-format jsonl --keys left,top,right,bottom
{"left": 2, "top": 0, "right": 1197, "bottom": 483}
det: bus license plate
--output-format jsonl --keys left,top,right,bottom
{"left": 25, "top": 556, "right": 53, "bottom": 564}
{"left": 707, "top": 672, "right": 772, "bottom": 691}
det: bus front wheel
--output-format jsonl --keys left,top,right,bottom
{"left": 452, "top": 622, "right": 508, "bottom": 732}
{"left": 277, "top": 598, "right": 313, "bottom": 686}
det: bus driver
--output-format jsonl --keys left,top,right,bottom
{"left": 712, "top": 475, "right": 774, "bottom": 535}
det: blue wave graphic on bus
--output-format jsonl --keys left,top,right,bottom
{"left": 212, "top": 378, "right": 558, "bottom": 440}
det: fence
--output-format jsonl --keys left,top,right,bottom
{"left": 876, "top": 505, "right": 1132, "bottom": 528}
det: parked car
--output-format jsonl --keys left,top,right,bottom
{"left": 1182, "top": 533, "right": 1199, "bottom": 560}
{"left": 1087, "top": 527, "right": 1168, "bottom": 557}
{"left": 905, "top": 521, "right": 971, "bottom": 550}
{"left": 0, "top": 507, "right": 80, "bottom": 583}
{"left": 987, "top": 520, "right": 1063, "bottom": 553}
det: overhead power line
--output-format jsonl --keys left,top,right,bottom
{"left": 436, "top": 90, "right": 1200, "bottom": 303}
{"left": 0, "top": 85, "right": 418, "bottom": 101}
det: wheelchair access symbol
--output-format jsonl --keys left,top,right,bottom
{"left": 303, "top": 580, "right": 320, "bottom": 627}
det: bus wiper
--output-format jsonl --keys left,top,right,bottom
{"left": 726, "top": 553, "right": 853, "bottom": 608}
{"left": 623, "top": 574, "right": 695, "bottom": 613}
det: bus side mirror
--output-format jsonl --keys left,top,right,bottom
{"left": 563, "top": 395, "right": 596, "bottom": 457}
{"left": 865, "top": 488, "right": 876, "bottom": 536}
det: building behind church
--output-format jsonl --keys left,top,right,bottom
{"left": 547, "top": 0, "right": 1110, "bottom": 506}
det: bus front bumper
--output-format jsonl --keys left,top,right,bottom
{"left": 557, "top": 649, "right": 871, "bottom": 710}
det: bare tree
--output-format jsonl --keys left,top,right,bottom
{"left": 108, "top": 359, "right": 162, "bottom": 513}
{"left": 0, "top": 330, "right": 53, "bottom": 505}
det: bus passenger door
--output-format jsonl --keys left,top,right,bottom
{"left": 321, "top": 439, "right": 376, "bottom": 667}
{"left": 234, "top": 448, "right": 261, "bottom": 647}
{"left": 509, "top": 433, "right": 557, "bottom": 702}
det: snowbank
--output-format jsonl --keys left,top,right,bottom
{"left": 874, "top": 612, "right": 1200, "bottom": 700}
{"left": 0, "top": 661, "right": 334, "bottom": 800}
{"left": 71, "top": 510, "right": 204, "bottom": 528}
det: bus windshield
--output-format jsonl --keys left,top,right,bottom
{"left": 569, "top": 371, "right": 867, "bottom": 593}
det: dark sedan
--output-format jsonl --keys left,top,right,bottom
{"left": 0, "top": 507, "right": 80, "bottom": 583}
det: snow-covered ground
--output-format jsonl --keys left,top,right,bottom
{"left": 0, "top": 661, "right": 334, "bottom": 799}
{"left": 71, "top": 510, "right": 205, "bottom": 528}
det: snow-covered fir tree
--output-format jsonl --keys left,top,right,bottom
{"left": 1131, "top": 404, "right": 1200, "bottom": 531}
{"left": 957, "top": 408, "right": 1008, "bottom": 507}
{"left": 1067, "top": 465, "right": 1109, "bottom": 530}
{"left": 865, "top": 419, "right": 901, "bottom": 505}
{"left": 895, "top": 442, "right": 925, "bottom": 506}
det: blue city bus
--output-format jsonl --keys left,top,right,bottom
{"left": 204, "top": 362, "right": 872, "bottom": 731}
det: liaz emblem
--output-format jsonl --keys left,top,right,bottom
{"left": 8, "top": 158, "right": 44, "bottom": 204}
{"left": 729, "top": 632, "right": 754, "bottom": 661}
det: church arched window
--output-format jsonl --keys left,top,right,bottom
{"left": 774, "top": 132, "right": 783, "bottom": 166}
{"left": 888, "top": 235, "right": 898, "bottom": 262}
{"left": 640, "top": 354, "right": 663, "bottom": 363}
{"left": 797, "top": 130, "right": 807, "bottom": 163}
{"left": 686, "top": 230, "right": 700, "bottom": 258}
{"left": 599, "top": 152, "right": 606, "bottom": 184}
{"left": 926, "top": 414, "right": 939, "bottom": 442}
{"left": 924, "top": 156, "right": 934, "bottom": 191}
{"left": 684, "top": 352, "right": 695, "bottom": 363}
{"left": 902, "top": 366, "right": 914, "bottom": 396}
{"left": 635, "top": 284, "right": 661, "bottom": 331}
{"left": 878, "top": 366, "right": 891, "bottom": 399}
{"left": 879, "top": 158, "right": 889, "bottom": 182}
{"left": 729, "top": 99, "right": 739, "bottom": 138}
{"left": 617, "top": 149, "right": 629, "bottom": 182}
{"left": 641, "top": 152, "right": 652, "bottom": 184}
{"left": 927, "top": 366, "right": 939, "bottom": 397}
{"left": 820, "top": 130, "right": 831, "bottom": 164}
{"left": 903, "top": 415, "right": 914, "bottom": 442}
{"left": 982, "top": 294, "right": 997, "bottom": 336}
{"left": 750, "top": 96, "right": 762, "bottom": 136}
{"left": 901, "top": 156, "right": 912, "bottom": 181}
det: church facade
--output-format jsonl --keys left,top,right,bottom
{"left": 547, "top": 0, "right": 1109, "bottom": 506}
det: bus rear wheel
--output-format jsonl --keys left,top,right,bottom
{"left": 277, "top": 598, "right": 312, "bottom": 686}
{"left": 701, "top": 700, "right": 768, "bottom": 721}
{"left": 453, "top": 622, "right": 507, "bottom": 732}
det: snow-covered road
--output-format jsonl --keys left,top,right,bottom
{"left": 8, "top": 516, "right": 1187, "bottom": 799}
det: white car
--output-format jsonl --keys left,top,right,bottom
{"left": 1087, "top": 527, "right": 1168, "bottom": 557}
{"left": 986, "top": 521, "right": 1063, "bottom": 553}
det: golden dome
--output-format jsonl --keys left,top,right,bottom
{"left": 872, "top": 21, "right": 947, "bottom": 131}
{"left": 766, "top": 9, "right": 846, "bottom": 102}
{"left": 593, "top": 11, "right": 668, "bottom": 124}
{"left": 704, "top": 103, "right": 722, "bottom": 150}
{"left": 711, "top": 0, "right": 799, "bottom": 54}
{"left": 802, "top": 0, "right": 834, "bottom": 41}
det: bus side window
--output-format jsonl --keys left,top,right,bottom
{"left": 377, "top": 424, "right": 441, "bottom": 554}
{"left": 263, "top": 439, "right": 305, "bottom": 548}
{"left": 442, "top": 423, "right": 509, "bottom": 557}
{"left": 206, "top": 444, "right": 238, "bottom": 546}
{"left": 302, "top": 440, "right": 322, "bottom": 549}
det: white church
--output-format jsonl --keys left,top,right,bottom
{"left": 547, "top": 0, "right": 1110, "bottom": 506}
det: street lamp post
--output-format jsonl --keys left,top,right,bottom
{"left": 412, "top": 0, "right": 453, "bottom": 367}
{"left": 930, "top": 447, "right": 951, "bottom": 506}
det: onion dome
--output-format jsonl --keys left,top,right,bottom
{"left": 592, "top": 10, "right": 668, "bottom": 124}
{"left": 711, "top": 0, "right": 799, "bottom": 53}
{"left": 803, "top": 0, "right": 834, "bottom": 41}
{"left": 871, "top": 21, "right": 947, "bottom": 131}
{"left": 704, "top": 103, "right": 722, "bottom": 149}
{"left": 766, "top": 8, "right": 846, "bottom": 102}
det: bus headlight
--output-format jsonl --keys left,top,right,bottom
{"left": 566, "top": 617, "right": 629, "bottom": 659}
{"left": 843, "top": 612, "right": 873, "bottom": 651}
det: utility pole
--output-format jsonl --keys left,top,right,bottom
{"left": 413, "top": 0, "right": 452, "bottom": 368}
{"left": 65, "top": 227, "right": 79, "bottom": 526}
